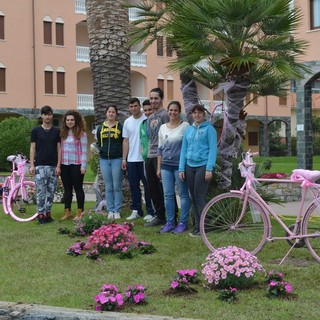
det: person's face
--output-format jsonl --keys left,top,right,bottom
{"left": 41, "top": 113, "right": 53, "bottom": 124}
{"left": 106, "top": 107, "right": 117, "bottom": 121}
{"left": 143, "top": 104, "right": 153, "bottom": 118}
{"left": 149, "top": 92, "right": 162, "bottom": 111}
{"left": 192, "top": 109, "right": 205, "bottom": 124}
{"left": 65, "top": 115, "right": 75, "bottom": 129}
{"left": 129, "top": 102, "right": 141, "bottom": 117}
{"left": 168, "top": 104, "right": 180, "bottom": 120}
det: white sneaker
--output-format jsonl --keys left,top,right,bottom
{"left": 114, "top": 212, "right": 121, "bottom": 219}
{"left": 143, "top": 214, "right": 154, "bottom": 221}
{"left": 126, "top": 210, "right": 140, "bottom": 220}
{"left": 107, "top": 212, "right": 114, "bottom": 219}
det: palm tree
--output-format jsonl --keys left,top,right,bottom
{"left": 86, "top": 0, "right": 131, "bottom": 124}
{"left": 86, "top": 0, "right": 131, "bottom": 203}
{"left": 127, "top": 0, "right": 308, "bottom": 189}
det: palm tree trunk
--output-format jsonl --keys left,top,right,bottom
{"left": 219, "top": 81, "right": 248, "bottom": 190}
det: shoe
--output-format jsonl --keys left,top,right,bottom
{"left": 126, "top": 210, "right": 141, "bottom": 220}
{"left": 45, "top": 212, "right": 54, "bottom": 223}
{"left": 173, "top": 223, "right": 188, "bottom": 234}
{"left": 108, "top": 212, "right": 114, "bottom": 219}
{"left": 143, "top": 214, "right": 154, "bottom": 221}
{"left": 189, "top": 229, "right": 201, "bottom": 237}
{"left": 38, "top": 214, "right": 46, "bottom": 225}
{"left": 144, "top": 217, "right": 166, "bottom": 227}
{"left": 114, "top": 212, "right": 121, "bottom": 219}
{"left": 160, "top": 222, "right": 175, "bottom": 233}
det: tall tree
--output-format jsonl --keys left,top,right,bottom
{"left": 86, "top": 0, "right": 131, "bottom": 124}
{"left": 128, "top": 0, "right": 308, "bottom": 189}
{"left": 86, "top": 0, "right": 131, "bottom": 202}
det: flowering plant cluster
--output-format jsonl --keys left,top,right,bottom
{"left": 170, "top": 269, "right": 199, "bottom": 291}
{"left": 265, "top": 270, "right": 283, "bottom": 283}
{"left": 202, "top": 246, "right": 265, "bottom": 289}
{"left": 125, "top": 285, "right": 146, "bottom": 304}
{"left": 85, "top": 249, "right": 100, "bottom": 260}
{"left": 84, "top": 223, "right": 137, "bottom": 254}
{"left": 74, "top": 210, "right": 111, "bottom": 236}
{"left": 217, "top": 287, "right": 238, "bottom": 303}
{"left": 137, "top": 241, "right": 157, "bottom": 254}
{"left": 265, "top": 270, "right": 293, "bottom": 299}
{"left": 260, "top": 173, "right": 287, "bottom": 179}
{"left": 66, "top": 241, "right": 86, "bottom": 256}
{"left": 94, "top": 284, "right": 124, "bottom": 311}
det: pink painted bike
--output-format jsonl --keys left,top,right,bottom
{"left": 200, "top": 150, "right": 320, "bottom": 263}
{"left": 1, "top": 154, "right": 38, "bottom": 222}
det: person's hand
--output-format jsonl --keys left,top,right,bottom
{"left": 205, "top": 170, "right": 212, "bottom": 182}
{"left": 55, "top": 166, "right": 61, "bottom": 176}
{"left": 157, "top": 169, "right": 161, "bottom": 179}
{"left": 81, "top": 168, "right": 86, "bottom": 175}
{"left": 179, "top": 171, "right": 185, "bottom": 181}
{"left": 29, "top": 165, "right": 35, "bottom": 176}
{"left": 121, "top": 159, "right": 127, "bottom": 170}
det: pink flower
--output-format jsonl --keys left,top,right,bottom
{"left": 133, "top": 292, "right": 145, "bottom": 303}
{"left": 171, "top": 281, "right": 179, "bottom": 289}
{"left": 285, "top": 283, "right": 293, "bottom": 293}
{"left": 269, "top": 281, "right": 278, "bottom": 287}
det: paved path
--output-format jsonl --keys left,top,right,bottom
{"left": 0, "top": 301, "right": 199, "bottom": 320}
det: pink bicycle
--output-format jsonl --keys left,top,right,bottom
{"left": 2, "top": 154, "right": 38, "bottom": 222}
{"left": 200, "top": 150, "right": 320, "bottom": 263}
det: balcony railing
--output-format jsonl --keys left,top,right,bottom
{"left": 76, "top": 46, "right": 90, "bottom": 62}
{"left": 128, "top": 7, "right": 144, "bottom": 21}
{"left": 77, "top": 94, "right": 93, "bottom": 110}
{"left": 75, "top": 0, "right": 86, "bottom": 14}
{"left": 130, "top": 52, "right": 147, "bottom": 67}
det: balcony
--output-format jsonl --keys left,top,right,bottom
{"left": 130, "top": 52, "right": 147, "bottom": 67}
{"left": 77, "top": 94, "right": 93, "bottom": 110}
{"left": 76, "top": 47, "right": 147, "bottom": 67}
{"left": 75, "top": 0, "right": 86, "bottom": 14}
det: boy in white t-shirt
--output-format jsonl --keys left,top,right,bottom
{"left": 122, "top": 97, "right": 155, "bottom": 220}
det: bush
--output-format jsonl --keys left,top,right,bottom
{"left": 0, "top": 117, "right": 36, "bottom": 170}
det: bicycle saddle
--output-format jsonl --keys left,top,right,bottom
{"left": 6, "top": 155, "right": 16, "bottom": 162}
{"left": 291, "top": 169, "right": 320, "bottom": 183}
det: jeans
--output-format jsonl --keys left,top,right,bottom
{"left": 185, "top": 164, "right": 210, "bottom": 232}
{"left": 127, "top": 161, "right": 154, "bottom": 215}
{"left": 60, "top": 164, "right": 85, "bottom": 210}
{"left": 35, "top": 166, "right": 57, "bottom": 214}
{"left": 161, "top": 168, "right": 190, "bottom": 225}
{"left": 100, "top": 158, "right": 123, "bottom": 213}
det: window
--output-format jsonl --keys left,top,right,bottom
{"left": 248, "top": 132, "right": 258, "bottom": 146}
{"left": 166, "top": 38, "right": 173, "bottom": 57}
{"left": 157, "top": 36, "right": 164, "bottom": 56}
{"left": 279, "top": 96, "right": 287, "bottom": 106}
{"left": 43, "top": 17, "right": 52, "bottom": 45}
{"left": 157, "top": 79, "right": 164, "bottom": 92}
{"left": 0, "top": 65, "right": 6, "bottom": 92}
{"left": 55, "top": 18, "right": 64, "bottom": 46}
{"left": 0, "top": 12, "right": 4, "bottom": 40}
{"left": 56, "top": 67, "right": 65, "bottom": 95}
{"left": 311, "top": 0, "right": 320, "bottom": 29}
{"left": 167, "top": 78, "right": 174, "bottom": 100}
{"left": 44, "top": 65, "right": 54, "bottom": 94}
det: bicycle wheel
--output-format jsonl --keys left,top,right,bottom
{"left": 302, "top": 202, "right": 320, "bottom": 262}
{"left": 200, "top": 192, "right": 270, "bottom": 255}
{"left": 7, "top": 181, "right": 38, "bottom": 222}
{"left": 2, "top": 177, "right": 10, "bottom": 215}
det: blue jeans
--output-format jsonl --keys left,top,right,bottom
{"left": 161, "top": 168, "right": 190, "bottom": 225}
{"left": 127, "top": 161, "right": 154, "bottom": 215}
{"left": 100, "top": 158, "right": 123, "bottom": 213}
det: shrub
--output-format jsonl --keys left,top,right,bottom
{"left": 170, "top": 269, "right": 199, "bottom": 291}
{"left": 0, "top": 117, "right": 36, "bottom": 171}
{"left": 202, "top": 246, "right": 265, "bottom": 289}
{"left": 94, "top": 284, "right": 124, "bottom": 311}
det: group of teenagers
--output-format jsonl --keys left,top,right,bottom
{"left": 29, "top": 87, "right": 217, "bottom": 237}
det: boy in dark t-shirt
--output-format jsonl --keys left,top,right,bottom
{"left": 30, "top": 105, "right": 61, "bottom": 224}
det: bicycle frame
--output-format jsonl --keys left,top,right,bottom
{"left": 236, "top": 153, "right": 320, "bottom": 243}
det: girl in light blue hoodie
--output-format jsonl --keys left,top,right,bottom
{"left": 178, "top": 104, "right": 217, "bottom": 237}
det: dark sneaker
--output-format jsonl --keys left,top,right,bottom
{"left": 144, "top": 217, "right": 165, "bottom": 227}
{"left": 160, "top": 222, "right": 175, "bottom": 233}
{"left": 172, "top": 223, "right": 188, "bottom": 234}
{"left": 189, "top": 229, "right": 201, "bottom": 237}
{"left": 38, "top": 214, "right": 46, "bottom": 225}
{"left": 45, "top": 212, "right": 54, "bottom": 223}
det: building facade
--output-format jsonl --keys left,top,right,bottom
{"left": 0, "top": 0, "right": 319, "bottom": 156}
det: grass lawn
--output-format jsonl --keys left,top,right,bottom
{"left": 0, "top": 202, "right": 320, "bottom": 319}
